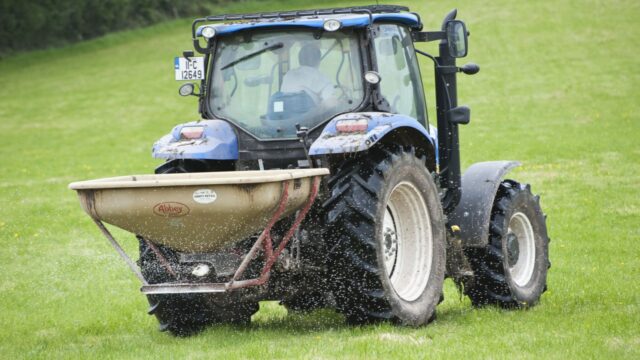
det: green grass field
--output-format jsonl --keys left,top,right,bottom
{"left": 1, "top": 0, "right": 639, "bottom": 358}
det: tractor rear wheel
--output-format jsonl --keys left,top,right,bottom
{"left": 324, "top": 146, "right": 446, "bottom": 326}
{"left": 463, "top": 180, "right": 550, "bottom": 308}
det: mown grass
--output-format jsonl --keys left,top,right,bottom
{"left": 0, "top": 0, "right": 638, "bottom": 358}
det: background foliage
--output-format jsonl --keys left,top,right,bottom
{"left": 0, "top": 0, "right": 225, "bottom": 56}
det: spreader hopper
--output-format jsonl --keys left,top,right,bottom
{"left": 69, "top": 169, "right": 329, "bottom": 252}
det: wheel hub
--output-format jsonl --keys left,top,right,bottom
{"left": 507, "top": 212, "right": 536, "bottom": 287}
{"left": 506, "top": 232, "right": 519, "bottom": 266}
{"left": 383, "top": 209, "right": 399, "bottom": 276}
{"left": 382, "top": 181, "right": 433, "bottom": 302}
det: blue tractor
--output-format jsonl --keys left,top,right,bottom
{"left": 146, "top": 5, "right": 550, "bottom": 335}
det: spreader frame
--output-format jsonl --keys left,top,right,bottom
{"left": 89, "top": 176, "right": 322, "bottom": 295}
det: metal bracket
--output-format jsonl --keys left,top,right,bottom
{"left": 413, "top": 31, "right": 445, "bottom": 42}
{"left": 92, "top": 219, "right": 148, "bottom": 285}
{"left": 437, "top": 65, "right": 459, "bottom": 74}
{"left": 142, "top": 283, "right": 226, "bottom": 294}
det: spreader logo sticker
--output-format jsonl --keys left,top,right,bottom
{"left": 193, "top": 189, "right": 217, "bottom": 204}
{"left": 153, "top": 202, "right": 190, "bottom": 217}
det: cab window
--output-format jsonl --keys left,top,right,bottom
{"left": 373, "top": 24, "right": 427, "bottom": 124}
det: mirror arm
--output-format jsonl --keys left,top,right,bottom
{"left": 436, "top": 65, "right": 459, "bottom": 75}
{"left": 193, "top": 38, "right": 214, "bottom": 54}
{"left": 412, "top": 31, "right": 445, "bottom": 42}
{"left": 182, "top": 50, "right": 194, "bottom": 61}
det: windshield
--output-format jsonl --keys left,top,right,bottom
{"left": 209, "top": 30, "right": 364, "bottom": 139}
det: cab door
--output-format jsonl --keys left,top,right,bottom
{"left": 372, "top": 24, "right": 428, "bottom": 126}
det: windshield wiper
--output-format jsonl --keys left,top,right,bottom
{"left": 221, "top": 42, "right": 284, "bottom": 70}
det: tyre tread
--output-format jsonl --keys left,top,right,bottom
{"left": 324, "top": 146, "right": 443, "bottom": 324}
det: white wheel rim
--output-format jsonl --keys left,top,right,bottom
{"left": 507, "top": 212, "right": 536, "bottom": 287}
{"left": 382, "top": 181, "right": 432, "bottom": 302}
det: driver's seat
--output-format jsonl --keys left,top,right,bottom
{"left": 266, "top": 91, "right": 315, "bottom": 121}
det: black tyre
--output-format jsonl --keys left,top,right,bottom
{"left": 463, "top": 180, "right": 550, "bottom": 308}
{"left": 324, "top": 146, "right": 446, "bottom": 326}
{"left": 139, "top": 239, "right": 259, "bottom": 336}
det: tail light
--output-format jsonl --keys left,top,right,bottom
{"left": 180, "top": 126, "right": 205, "bottom": 140}
{"left": 336, "top": 119, "right": 368, "bottom": 133}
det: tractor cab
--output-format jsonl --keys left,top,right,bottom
{"left": 160, "top": 6, "right": 453, "bottom": 170}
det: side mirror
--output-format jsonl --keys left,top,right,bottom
{"left": 445, "top": 20, "right": 468, "bottom": 58}
{"left": 178, "top": 83, "right": 195, "bottom": 96}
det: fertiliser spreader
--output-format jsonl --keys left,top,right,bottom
{"left": 70, "top": 169, "right": 327, "bottom": 292}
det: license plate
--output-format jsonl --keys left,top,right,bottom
{"left": 174, "top": 57, "right": 205, "bottom": 80}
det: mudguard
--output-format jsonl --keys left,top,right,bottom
{"left": 309, "top": 112, "right": 438, "bottom": 158}
{"left": 448, "top": 161, "right": 521, "bottom": 248}
{"left": 152, "top": 119, "right": 238, "bottom": 160}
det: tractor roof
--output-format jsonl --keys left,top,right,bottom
{"left": 193, "top": 5, "right": 422, "bottom": 38}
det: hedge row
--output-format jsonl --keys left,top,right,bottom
{"left": 0, "top": 0, "right": 226, "bottom": 56}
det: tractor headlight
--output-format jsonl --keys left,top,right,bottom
{"left": 201, "top": 26, "right": 217, "bottom": 39}
{"left": 323, "top": 19, "right": 342, "bottom": 32}
{"left": 191, "top": 264, "right": 211, "bottom": 277}
{"left": 178, "top": 83, "right": 195, "bottom": 97}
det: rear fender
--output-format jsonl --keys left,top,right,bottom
{"left": 448, "top": 161, "right": 521, "bottom": 248}
{"left": 309, "top": 112, "right": 438, "bottom": 163}
{"left": 152, "top": 119, "right": 238, "bottom": 160}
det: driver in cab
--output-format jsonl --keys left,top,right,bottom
{"left": 281, "top": 44, "right": 339, "bottom": 107}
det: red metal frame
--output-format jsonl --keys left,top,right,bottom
{"left": 228, "top": 175, "right": 321, "bottom": 290}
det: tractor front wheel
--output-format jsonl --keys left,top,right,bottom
{"left": 464, "top": 180, "right": 550, "bottom": 308}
